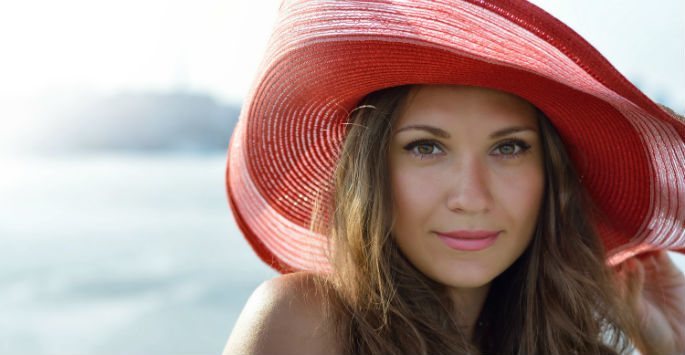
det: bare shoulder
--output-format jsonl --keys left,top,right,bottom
{"left": 222, "top": 272, "right": 340, "bottom": 355}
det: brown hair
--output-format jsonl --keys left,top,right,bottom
{"left": 313, "top": 85, "right": 640, "bottom": 354}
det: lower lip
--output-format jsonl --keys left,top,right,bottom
{"left": 437, "top": 233, "right": 499, "bottom": 251}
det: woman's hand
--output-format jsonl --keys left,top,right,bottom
{"left": 616, "top": 251, "right": 685, "bottom": 354}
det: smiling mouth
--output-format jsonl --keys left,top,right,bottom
{"left": 435, "top": 231, "right": 500, "bottom": 251}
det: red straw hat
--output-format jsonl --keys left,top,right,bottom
{"left": 226, "top": 0, "right": 685, "bottom": 273}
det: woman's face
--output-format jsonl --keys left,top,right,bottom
{"left": 388, "top": 85, "right": 544, "bottom": 291}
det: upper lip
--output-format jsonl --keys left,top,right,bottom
{"left": 436, "top": 230, "right": 501, "bottom": 239}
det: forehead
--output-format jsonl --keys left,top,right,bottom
{"left": 396, "top": 85, "right": 538, "bottom": 127}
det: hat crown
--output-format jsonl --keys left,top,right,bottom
{"left": 228, "top": 0, "right": 685, "bottom": 273}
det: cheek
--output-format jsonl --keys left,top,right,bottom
{"left": 390, "top": 165, "right": 444, "bottom": 221}
{"left": 390, "top": 169, "right": 418, "bottom": 220}
{"left": 495, "top": 166, "right": 545, "bottom": 222}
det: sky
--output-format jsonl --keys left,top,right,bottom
{"left": 0, "top": 0, "right": 281, "bottom": 103}
{"left": 0, "top": 0, "right": 683, "bottom": 147}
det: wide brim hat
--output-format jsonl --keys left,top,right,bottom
{"left": 226, "top": 0, "right": 685, "bottom": 274}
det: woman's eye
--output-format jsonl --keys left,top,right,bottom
{"left": 402, "top": 139, "right": 531, "bottom": 160}
{"left": 492, "top": 140, "right": 531, "bottom": 159}
{"left": 403, "top": 141, "right": 444, "bottom": 159}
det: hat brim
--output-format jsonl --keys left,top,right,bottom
{"left": 227, "top": 0, "right": 685, "bottom": 273}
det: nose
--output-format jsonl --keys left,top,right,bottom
{"left": 446, "top": 156, "right": 492, "bottom": 214}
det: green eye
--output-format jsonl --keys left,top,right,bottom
{"left": 493, "top": 139, "right": 531, "bottom": 159}
{"left": 417, "top": 143, "right": 436, "bottom": 155}
{"left": 403, "top": 140, "right": 444, "bottom": 159}
{"left": 499, "top": 143, "right": 517, "bottom": 155}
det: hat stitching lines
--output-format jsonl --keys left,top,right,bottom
{"left": 606, "top": 103, "right": 685, "bottom": 264}
{"left": 233, "top": 109, "right": 331, "bottom": 272}
{"left": 229, "top": 0, "right": 685, "bottom": 272}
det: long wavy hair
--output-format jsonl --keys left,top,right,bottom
{"left": 311, "top": 85, "right": 640, "bottom": 354}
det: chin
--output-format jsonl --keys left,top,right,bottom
{"left": 431, "top": 264, "right": 500, "bottom": 290}
{"left": 442, "top": 274, "right": 496, "bottom": 290}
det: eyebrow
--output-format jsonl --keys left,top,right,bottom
{"left": 393, "top": 124, "right": 537, "bottom": 139}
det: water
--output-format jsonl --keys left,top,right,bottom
{"left": 1, "top": 153, "right": 683, "bottom": 354}
{"left": 0, "top": 153, "right": 278, "bottom": 354}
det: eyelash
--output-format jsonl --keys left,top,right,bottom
{"left": 402, "top": 139, "right": 532, "bottom": 160}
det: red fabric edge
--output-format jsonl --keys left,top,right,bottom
{"left": 464, "top": 0, "right": 679, "bottom": 126}
{"left": 225, "top": 132, "right": 294, "bottom": 274}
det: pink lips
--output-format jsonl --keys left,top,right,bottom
{"left": 436, "top": 230, "right": 500, "bottom": 251}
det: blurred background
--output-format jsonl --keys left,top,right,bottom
{"left": 0, "top": 0, "right": 683, "bottom": 354}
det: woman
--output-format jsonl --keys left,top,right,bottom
{"left": 223, "top": 1, "right": 685, "bottom": 354}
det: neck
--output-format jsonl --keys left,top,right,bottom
{"left": 447, "top": 283, "right": 491, "bottom": 340}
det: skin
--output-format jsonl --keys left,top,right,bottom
{"left": 387, "top": 85, "right": 545, "bottom": 337}
{"left": 222, "top": 85, "right": 685, "bottom": 354}
{"left": 617, "top": 251, "right": 685, "bottom": 354}
{"left": 222, "top": 272, "right": 338, "bottom": 355}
